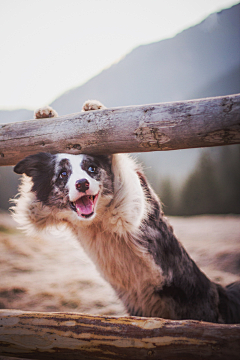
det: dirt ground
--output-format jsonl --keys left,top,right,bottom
{"left": 0, "top": 212, "right": 240, "bottom": 359}
{"left": 0, "top": 212, "right": 240, "bottom": 315}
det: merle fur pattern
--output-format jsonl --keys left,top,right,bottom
{"left": 12, "top": 102, "right": 240, "bottom": 324}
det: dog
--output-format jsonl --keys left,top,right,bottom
{"left": 12, "top": 100, "right": 240, "bottom": 323}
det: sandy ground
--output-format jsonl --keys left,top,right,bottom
{"left": 0, "top": 212, "right": 240, "bottom": 315}
{"left": 0, "top": 213, "right": 240, "bottom": 359}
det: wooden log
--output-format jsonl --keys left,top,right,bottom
{"left": 0, "top": 310, "right": 239, "bottom": 360}
{"left": 0, "top": 94, "right": 240, "bottom": 166}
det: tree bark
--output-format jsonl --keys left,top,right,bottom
{"left": 0, "top": 310, "right": 239, "bottom": 360}
{"left": 0, "top": 94, "right": 240, "bottom": 166}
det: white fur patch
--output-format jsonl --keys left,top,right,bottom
{"left": 55, "top": 154, "right": 100, "bottom": 202}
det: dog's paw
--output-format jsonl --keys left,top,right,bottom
{"left": 34, "top": 106, "right": 58, "bottom": 119}
{"left": 82, "top": 100, "right": 106, "bottom": 112}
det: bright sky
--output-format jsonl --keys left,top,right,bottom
{"left": 0, "top": 0, "right": 238, "bottom": 110}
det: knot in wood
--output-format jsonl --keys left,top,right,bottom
{"left": 202, "top": 129, "right": 240, "bottom": 144}
{"left": 134, "top": 126, "right": 170, "bottom": 148}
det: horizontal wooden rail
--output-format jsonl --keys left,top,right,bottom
{"left": 0, "top": 310, "right": 239, "bottom": 360}
{"left": 0, "top": 94, "right": 240, "bottom": 166}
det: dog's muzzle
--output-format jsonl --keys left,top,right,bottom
{"left": 70, "top": 178, "right": 99, "bottom": 218}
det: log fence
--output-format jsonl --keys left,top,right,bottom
{"left": 1, "top": 310, "right": 240, "bottom": 360}
{"left": 0, "top": 94, "right": 239, "bottom": 166}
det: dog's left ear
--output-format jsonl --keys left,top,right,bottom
{"left": 14, "top": 152, "right": 54, "bottom": 177}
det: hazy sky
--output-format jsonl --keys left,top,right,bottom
{"left": 0, "top": 0, "right": 238, "bottom": 110}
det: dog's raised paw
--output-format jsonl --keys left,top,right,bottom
{"left": 82, "top": 100, "right": 106, "bottom": 112}
{"left": 34, "top": 106, "right": 58, "bottom": 119}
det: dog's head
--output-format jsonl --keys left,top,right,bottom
{"left": 14, "top": 152, "right": 113, "bottom": 221}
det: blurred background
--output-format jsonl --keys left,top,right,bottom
{"left": 0, "top": 0, "right": 240, "bottom": 322}
{"left": 0, "top": 0, "right": 239, "bottom": 215}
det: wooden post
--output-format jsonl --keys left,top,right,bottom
{"left": 0, "top": 94, "right": 240, "bottom": 166}
{"left": 0, "top": 310, "right": 239, "bottom": 360}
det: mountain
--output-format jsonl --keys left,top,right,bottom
{"left": 51, "top": 4, "right": 240, "bottom": 113}
{"left": 0, "top": 3, "right": 240, "bottom": 210}
{"left": 192, "top": 64, "right": 240, "bottom": 99}
{"left": 0, "top": 109, "right": 33, "bottom": 124}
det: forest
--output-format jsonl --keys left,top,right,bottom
{"left": 158, "top": 144, "right": 240, "bottom": 215}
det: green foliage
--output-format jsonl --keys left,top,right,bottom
{"left": 215, "top": 144, "right": 240, "bottom": 213}
{"left": 161, "top": 145, "right": 240, "bottom": 215}
{"left": 179, "top": 152, "right": 221, "bottom": 215}
{"left": 158, "top": 178, "right": 179, "bottom": 215}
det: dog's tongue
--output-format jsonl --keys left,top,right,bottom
{"left": 75, "top": 196, "right": 94, "bottom": 216}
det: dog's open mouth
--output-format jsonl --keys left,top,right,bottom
{"left": 70, "top": 193, "right": 99, "bottom": 218}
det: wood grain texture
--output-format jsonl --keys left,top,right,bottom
{"left": 0, "top": 310, "right": 240, "bottom": 360}
{"left": 0, "top": 94, "right": 240, "bottom": 166}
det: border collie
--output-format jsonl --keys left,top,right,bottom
{"left": 13, "top": 100, "right": 240, "bottom": 323}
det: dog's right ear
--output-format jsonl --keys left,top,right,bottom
{"left": 14, "top": 152, "right": 54, "bottom": 177}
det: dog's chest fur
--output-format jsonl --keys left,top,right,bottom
{"left": 72, "top": 225, "right": 172, "bottom": 318}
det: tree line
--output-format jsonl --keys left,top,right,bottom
{"left": 158, "top": 144, "right": 240, "bottom": 216}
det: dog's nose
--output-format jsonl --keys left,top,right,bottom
{"left": 75, "top": 179, "right": 89, "bottom": 192}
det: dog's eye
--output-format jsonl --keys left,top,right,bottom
{"left": 59, "top": 171, "right": 68, "bottom": 179}
{"left": 88, "top": 165, "right": 97, "bottom": 173}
